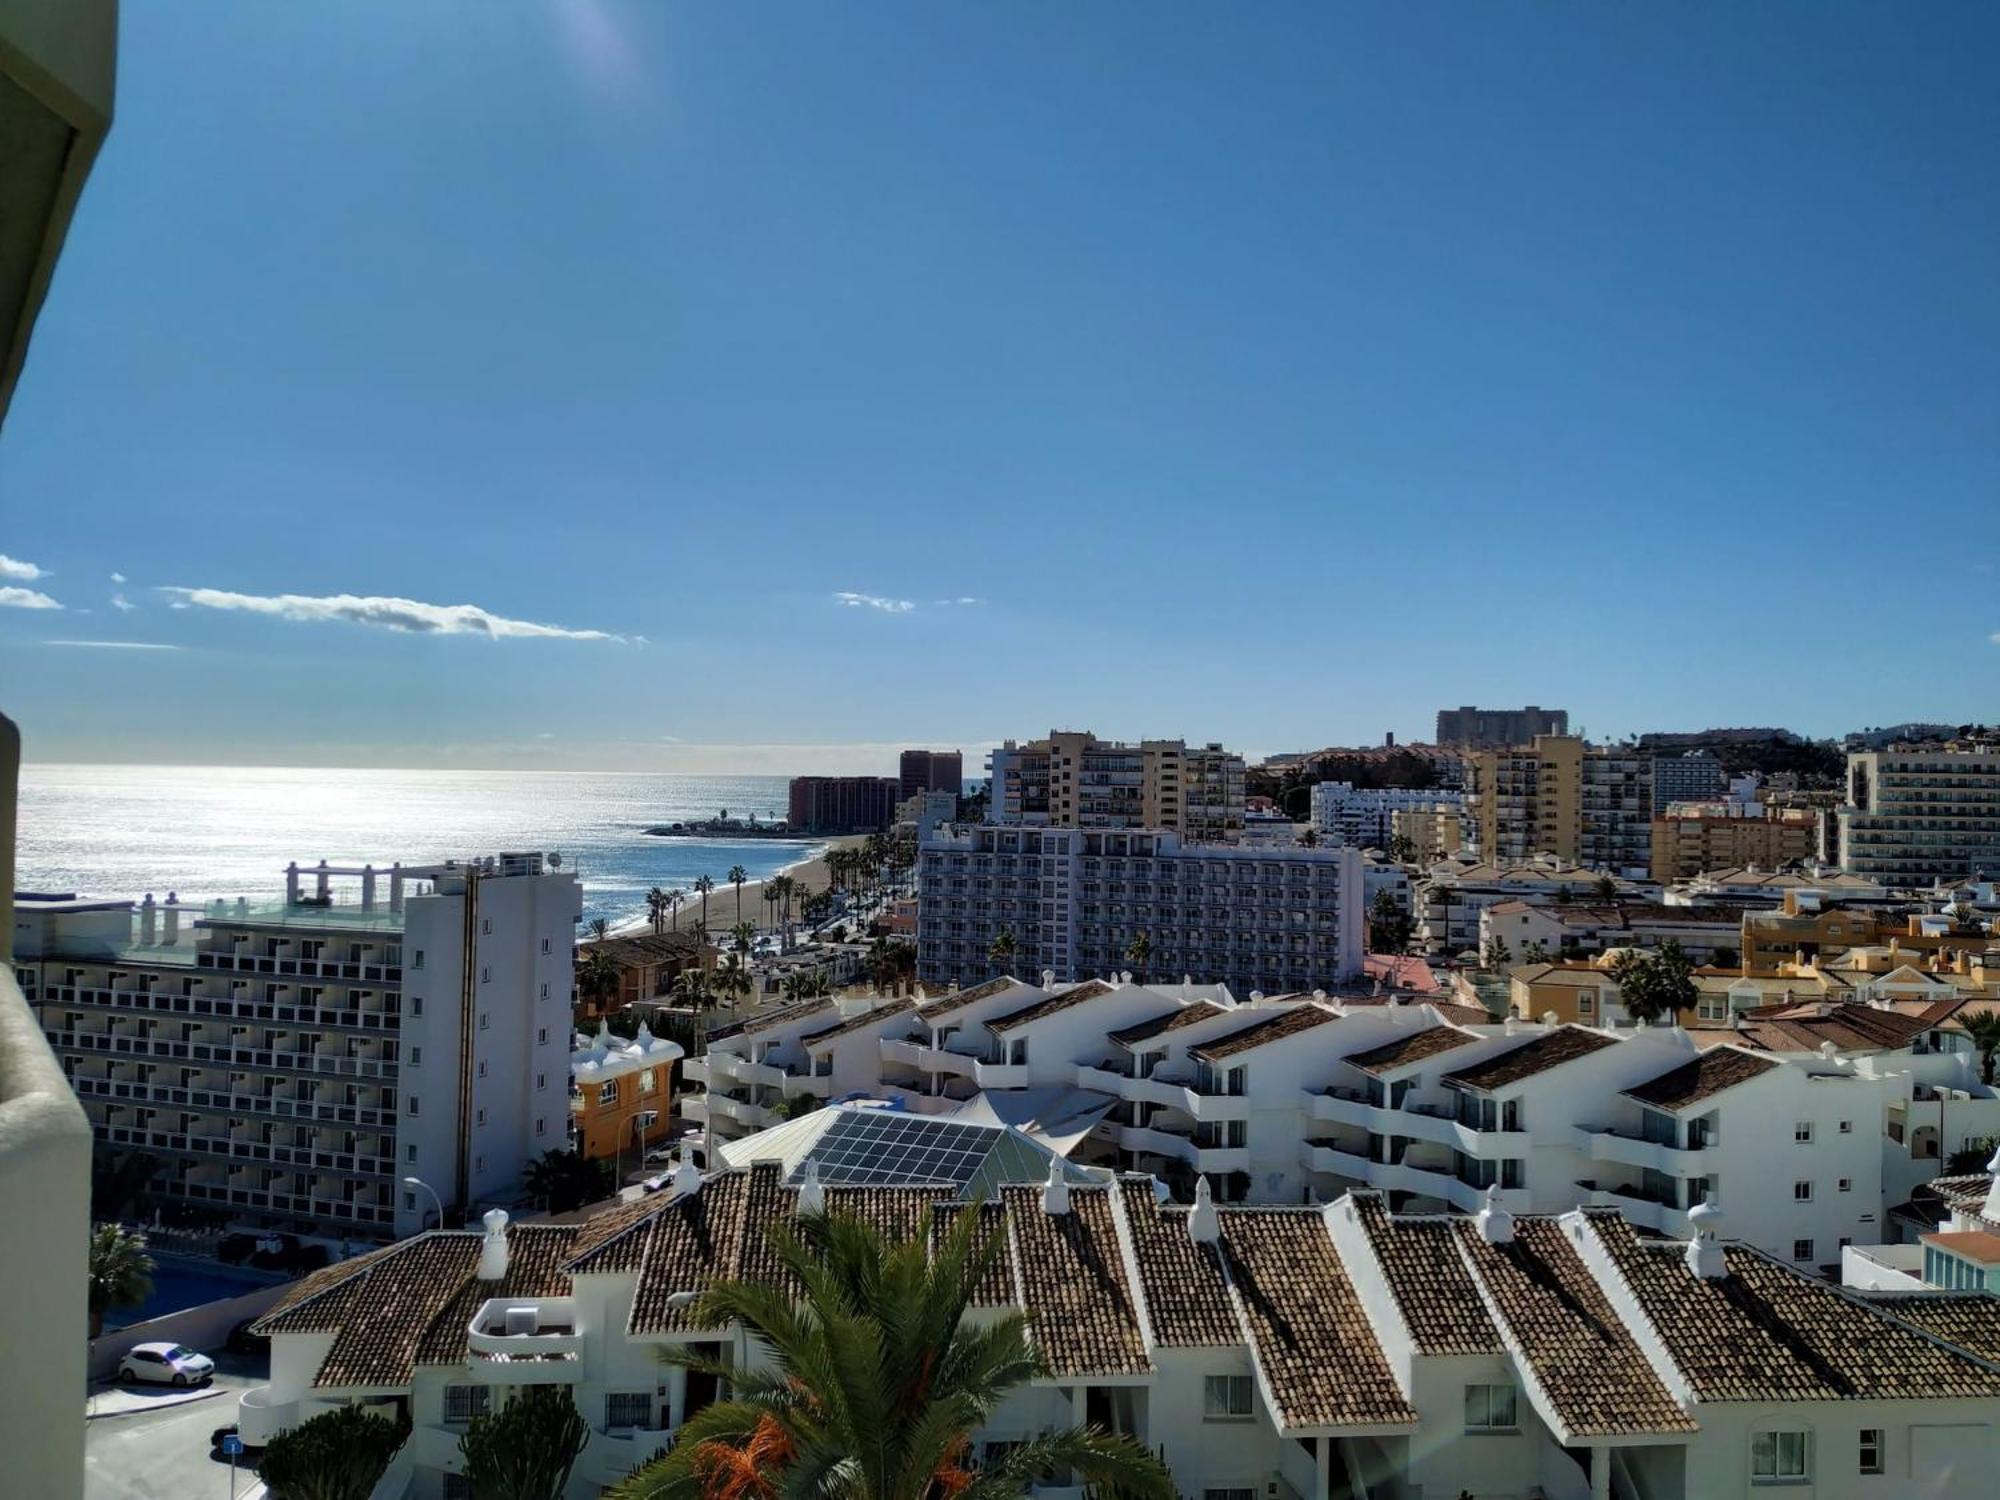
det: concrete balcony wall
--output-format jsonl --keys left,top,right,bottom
{"left": 1573, "top": 1126, "right": 1710, "bottom": 1176}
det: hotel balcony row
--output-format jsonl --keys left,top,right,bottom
{"left": 1301, "top": 1087, "right": 1529, "bottom": 1157}
{"left": 1070, "top": 1061, "right": 1251, "bottom": 1122}
{"left": 1098, "top": 1118, "right": 1249, "bottom": 1177}
{"left": 1296, "top": 1139, "right": 1524, "bottom": 1215}
{"left": 37, "top": 981, "right": 401, "bottom": 1032}
{"left": 43, "top": 1027, "right": 399, "bottom": 1080}
{"left": 99, "top": 1145, "right": 397, "bottom": 1225}
{"left": 682, "top": 1054, "right": 833, "bottom": 1097}
{"left": 192, "top": 950, "right": 402, "bottom": 982}
{"left": 87, "top": 1117, "right": 397, "bottom": 1183}
{"left": 71, "top": 1071, "right": 397, "bottom": 1127}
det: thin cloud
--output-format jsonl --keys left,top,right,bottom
{"left": 44, "top": 639, "right": 181, "bottom": 651}
{"left": 110, "top": 571, "right": 127, "bottom": 583}
{"left": 1, "top": 585, "right": 61, "bottom": 610}
{"left": 933, "top": 596, "right": 983, "bottom": 606}
{"left": 160, "top": 586, "right": 630, "bottom": 642}
{"left": 0, "top": 553, "right": 45, "bottom": 581}
{"left": 834, "top": 591, "right": 917, "bottom": 614}
{"left": 111, "top": 592, "right": 135, "bottom": 612}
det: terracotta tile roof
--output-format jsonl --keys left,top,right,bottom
{"left": 629, "top": 1166, "right": 760, "bottom": 1334}
{"left": 804, "top": 998, "right": 916, "bottom": 1047}
{"left": 312, "top": 1233, "right": 486, "bottom": 1388}
{"left": 1342, "top": 1025, "right": 1478, "bottom": 1076}
{"left": 1217, "top": 1209, "right": 1416, "bottom": 1431}
{"left": 987, "top": 980, "right": 1118, "bottom": 1033}
{"left": 413, "top": 1225, "right": 577, "bottom": 1368}
{"left": 1861, "top": 1293, "right": 2000, "bottom": 1364}
{"left": 1109, "top": 1000, "right": 1224, "bottom": 1046}
{"left": 1622, "top": 1048, "right": 1778, "bottom": 1111}
{"left": 919, "top": 975, "right": 1021, "bottom": 1018}
{"left": 563, "top": 1191, "right": 678, "bottom": 1274}
{"left": 1729, "top": 1002, "right": 1931, "bottom": 1054}
{"left": 1456, "top": 1217, "right": 1695, "bottom": 1438}
{"left": 1001, "top": 1183, "right": 1151, "bottom": 1378}
{"left": 1924, "top": 1230, "right": 2000, "bottom": 1264}
{"left": 1346, "top": 1195, "right": 1497, "bottom": 1355}
{"left": 1586, "top": 1213, "right": 2000, "bottom": 1401}
{"left": 1115, "top": 1179, "right": 1238, "bottom": 1348}
{"left": 255, "top": 1238, "right": 411, "bottom": 1335}
{"left": 932, "top": 1200, "right": 1021, "bottom": 1307}
{"left": 1443, "top": 1026, "right": 1619, "bottom": 1092}
{"left": 742, "top": 997, "right": 839, "bottom": 1036}
{"left": 584, "top": 931, "right": 707, "bottom": 966}
{"left": 1192, "top": 1005, "right": 1336, "bottom": 1061}
{"left": 1362, "top": 954, "right": 1439, "bottom": 994}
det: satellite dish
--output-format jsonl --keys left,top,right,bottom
{"left": 549, "top": 852, "right": 563, "bottom": 868}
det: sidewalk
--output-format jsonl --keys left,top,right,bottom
{"left": 86, "top": 1377, "right": 235, "bottom": 1421}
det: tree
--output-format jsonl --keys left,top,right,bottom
{"left": 1386, "top": 832, "right": 1418, "bottom": 865}
{"left": 1963, "top": 1013, "right": 2000, "bottom": 1086}
{"left": 1521, "top": 941, "right": 1550, "bottom": 965}
{"left": 867, "top": 937, "right": 916, "bottom": 996}
{"left": 1124, "top": 931, "right": 1152, "bottom": 985}
{"left": 91, "top": 1148, "right": 161, "bottom": 1223}
{"left": 1710, "top": 945, "right": 1740, "bottom": 971}
{"left": 1950, "top": 901, "right": 1986, "bottom": 936}
{"left": 673, "top": 965, "right": 714, "bottom": 1014}
{"left": 89, "top": 1223, "right": 154, "bottom": 1339}
{"left": 604, "top": 1204, "right": 1173, "bottom": 1500}
{"left": 666, "top": 887, "right": 686, "bottom": 929}
{"left": 1593, "top": 875, "right": 1619, "bottom": 902}
{"left": 458, "top": 1386, "right": 590, "bottom": 1500}
{"left": 729, "top": 865, "right": 749, "bottom": 927}
{"left": 1607, "top": 940, "right": 1699, "bottom": 1025}
{"left": 1481, "top": 935, "right": 1513, "bottom": 971}
{"left": 587, "top": 917, "right": 611, "bottom": 943}
{"left": 523, "top": 1149, "right": 614, "bottom": 1213}
{"left": 713, "top": 954, "right": 754, "bottom": 1020}
{"left": 730, "top": 921, "right": 757, "bottom": 965}
{"left": 780, "top": 1093, "right": 822, "bottom": 1122}
{"left": 647, "top": 887, "right": 669, "bottom": 935}
{"left": 1299, "top": 826, "right": 1319, "bottom": 848}
{"left": 988, "top": 927, "right": 1018, "bottom": 970}
{"left": 695, "top": 873, "right": 716, "bottom": 931}
{"left": 579, "top": 948, "right": 623, "bottom": 1011}
{"left": 1554, "top": 884, "right": 1573, "bottom": 905}
{"left": 259, "top": 1405, "right": 407, "bottom": 1500}
{"left": 1368, "top": 890, "right": 1414, "bottom": 955}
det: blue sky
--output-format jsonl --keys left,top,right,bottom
{"left": 3, "top": 2, "right": 1997, "bottom": 771}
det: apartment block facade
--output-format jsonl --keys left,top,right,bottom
{"left": 1308, "top": 782, "right": 1467, "bottom": 850}
{"left": 1650, "top": 804, "right": 1821, "bottom": 882}
{"left": 1434, "top": 704, "right": 1568, "bottom": 748}
{"left": 897, "top": 748, "right": 963, "bottom": 800}
{"left": 1650, "top": 749, "right": 1727, "bottom": 813}
{"left": 1838, "top": 745, "right": 2000, "bottom": 885}
{"left": 786, "top": 775, "right": 900, "bottom": 835}
{"left": 15, "top": 853, "right": 580, "bottom": 1240}
{"left": 1468, "top": 735, "right": 1654, "bottom": 874}
{"left": 916, "top": 826, "right": 1363, "bottom": 996}
{"left": 988, "top": 731, "right": 1245, "bottom": 843}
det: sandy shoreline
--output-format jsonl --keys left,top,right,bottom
{"left": 608, "top": 834, "right": 869, "bottom": 937}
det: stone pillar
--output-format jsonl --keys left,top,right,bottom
{"left": 285, "top": 862, "right": 300, "bottom": 904}
{"left": 361, "top": 864, "right": 377, "bottom": 911}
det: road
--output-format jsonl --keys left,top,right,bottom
{"left": 85, "top": 1362, "right": 261, "bottom": 1500}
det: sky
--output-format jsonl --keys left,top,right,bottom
{"left": 2, "top": 2, "right": 1997, "bottom": 772}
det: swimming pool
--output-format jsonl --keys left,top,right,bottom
{"left": 105, "top": 1252, "right": 291, "bottom": 1332}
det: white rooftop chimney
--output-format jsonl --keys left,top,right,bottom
{"left": 1474, "top": 1187, "right": 1514, "bottom": 1245}
{"left": 1041, "top": 1154, "right": 1069, "bottom": 1216}
{"left": 1981, "top": 1148, "right": 2000, "bottom": 1225}
{"left": 1186, "top": 1175, "right": 1219, "bottom": 1244}
{"left": 1684, "top": 1199, "right": 1726, "bottom": 1279}
{"left": 673, "top": 1146, "right": 703, "bottom": 1199}
{"left": 1041, "top": 969, "right": 1055, "bottom": 989}
{"left": 797, "top": 1159, "right": 825, "bottom": 1215}
{"left": 477, "top": 1209, "right": 510, "bottom": 1280}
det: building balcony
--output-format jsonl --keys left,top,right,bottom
{"left": 466, "top": 1297, "right": 583, "bottom": 1383}
{"left": 1297, "top": 1141, "right": 1512, "bottom": 1213}
{"left": 1574, "top": 1181, "right": 1694, "bottom": 1237}
{"left": 1572, "top": 1125, "right": 1710, "bottom": 1175}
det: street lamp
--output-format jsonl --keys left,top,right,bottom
{"left": 402, "top": 1175, "right": 443, "bottom": 1231}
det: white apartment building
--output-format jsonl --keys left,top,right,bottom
{"left": 1413, "top": 856, "right": 1658, "bottom": 956}
{"left": 15, "top": 853, "right": 580, "bottom": 1240}
{"left": 237, "top": 1159, "right": 2000, "bottom": 1500}
{"left": 684, "top": 973, "right": 1991, "bottom": 1268}
{"left": 917, "top": 824, "right": 1364, "bottom": 995}
{"left": 1309, "top": 782, "right": 1468, "bottom": 850}
{"left": 1839, "top": 743, "right": 2000, "bottom": 885}
{"left": 988, "top": 731, "right": 1247, "bottom": 842}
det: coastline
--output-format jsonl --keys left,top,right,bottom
{"left": 607, "top": 834, "right": 870, "bottom": 937}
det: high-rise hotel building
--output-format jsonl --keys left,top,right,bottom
{"left": 917, "top": 825, "right": 1363, "bottom": 995}
{"left": 1839, "top": 743, "right": 2000, "bottom": 886}
{"left": 15, "top": 852, "right": 580, "bottom": 1241}
{"left": 988, "top": 731, "right": 1246, "bottom": 843}
{"left": 1466, "top": 735, "right": 1653, "bottom": 875}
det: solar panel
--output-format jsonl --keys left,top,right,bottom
{"left": 791, "top": 1110, "right": 1007, "bottom": 1188}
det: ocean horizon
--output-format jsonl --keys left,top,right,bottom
{"left": 16, "top": 763, "right": 827, "bottom": 927}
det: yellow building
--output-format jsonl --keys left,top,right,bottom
{"left": 989, "top": 730, "right": 1245, "bottom": 841}
{"left": 1391, "top": 803, "right": 1464, "bottom": 863}
{"left": 1507, "top": 957, "right": 1622, "bottom": 1025}
{"left": 1650, "top": 804, "right": 1820, "bottom": 882}
{"left": 1468, "top": 735, "right": 1652, "bottom": 871}
{"left": 570, "top": 1023, "right": 683, "bottom": 1166}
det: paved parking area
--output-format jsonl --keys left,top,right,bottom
{"left": 85, "top": 1356, "right": 263, "bottom": 1500}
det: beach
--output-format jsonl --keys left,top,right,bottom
{"left": 620, "top": 834, "right": 871, "bottom": 937}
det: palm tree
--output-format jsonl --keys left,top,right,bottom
{"left": 730, "top": 920, "right": 757, "bottom": 965}
{"left": 1964, "top": 1012, "right": 2000, "bottom": 1085}
{"left": 258, "top": 1405, "right": 407, "bottom": 1500}
{"left": 729, "top": 865, "right": 749, "bottom": 927}
{"left": 587, "top": 917, "right": 611, "bottom": 943}
{"left": 713, "top": 954, "right": 753, "bottom": 1022}
{"left": 579, "top": 948, "right": 623, "bottom": 1013}
{"left": 522, "top": 1149, "right": 614, "bottom": 1213}
{"left": 764, "top": 885, "right": 781, "bottom": 931}
{"left": 694, "top": 873, "right": 716, "bottom": 931}
{"left": 988, "top": 927, "right": 1018, "bottom": 971}
{"left": 666, "top": 887, "right": 686, "bottom": 930}
{"left": 89, "top": 1223, "right": 155, "bottom": 1339}
{"left": 647, "top": 887, "right": 669, "bottom": 935}
{"left": 605, "top": 1204, "right": 1173, "bottom": 1500}
{"left": 673, "top": 965, "right": 712, "bottom": 1014}
{"left": 1124, "top": 931, "right": 1151, "bottom": 985}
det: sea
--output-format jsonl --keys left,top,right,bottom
{"left": 15, "top": 764, "right": 823, "bottom": 928}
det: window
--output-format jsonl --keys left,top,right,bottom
{"left": 1202, "top": 1375, "right": 1253, "bottom": 1419}
{"left": 1577, "top": 990, "right": 1595, "bottom": 1016}
{"left": 408, "top": 1045, "right": 421, "bottom": 1067}
{"left": 1794, "top": 1122, "right": 1813, "bottom": 1143}
{"left": 474, "top": 1154, "right": 485, "bottom": 1173}
{"left": 407, "top": 1096, "right": 420, "bottom": 1116}
{"left": 539, "top": 982, "right": 549, "bottom": 1000}
{"left": 443, "top": 1386, "right": 490, "bottom": 1427}
{"left": 481, "top": 966, "right": 491, "bottom": 984}
{"left": 1838, "top": 1120, "right": 1852, "bottom": 1134}
{"left": 479, "top": 1011, "right": 489, "bottom": 1031}
{"left": 1204, "top": 1491, "right": 1256, "bottom": 1500}
{"left": 1838, "top": 1177, "right": 1851, "bottom": 1193}
{"left": 541, "top": 937, "right": 551, "bottom": 955}
{"left": 606, "top": 1392, "right": 652, "bottom": 1431}
{"left": 1793, "top": 1181, "right": 1813, "bottom": 1201}
{"left": 481, "top": 918, "right": 491, "bottom": 935}
{"left": 537, "top": 1027, "right": 548, "bottom": 1045}
{"left": 475, "top": 1108, "right": 486, "bottom": 1127}
{"left": 1751, "top": 1429, "right": 1809, "bottom": 1483}
{"left": 599, "top": 1081, "right": 620, "bottom": 1105}
{"left": 402, "top": 1191, "right": 415, "bottom": 1211}
{"left": 536, "top": 1073, "right": 547, "bottom": 1091}
{"left": 1464, "top": 1383, "right": 1519, "bottom": 1433}
{"left": 477, "top": 1060, "right": 487, "bottom": 1079}
{"left": 410, "top": 995, "right": 423, "bottom": 1017}
{"left": 1858, "top": 1429, "right": 1882, "bottom": 1475}
{"left": 1793, "top": 1239, "right": 1815, "bottom": 1262}
{"left": 535, "top": 1117, "right": 546, "bottom": 1136}
{"left": 406, "top": 1144, "right": 417, "bottom": 1163}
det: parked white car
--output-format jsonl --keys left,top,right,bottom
{"left": 118, "top": 1342, "right": 215, "bottom": 1387}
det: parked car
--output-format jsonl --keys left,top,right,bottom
{"left": 118, "top": 1342, "right": 215, "bottom": 1387}
{"left": 226, "top": 1319, "right": 270, "bottom": 1357}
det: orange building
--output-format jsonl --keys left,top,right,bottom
{"left": 570, "top": 1023, "right": 684, "bottom": 1166}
